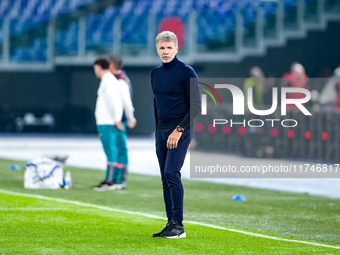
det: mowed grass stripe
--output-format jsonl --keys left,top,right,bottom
{"left": 1, "top": 189, "right": 339, "bottom": 252}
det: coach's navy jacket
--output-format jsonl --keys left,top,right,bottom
{"left": 151, "top": 56, "right": 201, "bottom": 130}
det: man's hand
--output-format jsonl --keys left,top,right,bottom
{"left": 127, "top": 118, "right": 137, "bottom": 129}
{"left": 115, "top": 121, "right": 125, "bottom": 131}
{"left": 167, "top": 129, "right": 183, "bottom": 149}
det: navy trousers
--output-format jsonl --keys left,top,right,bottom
{"left": 155, "top": 128, "right": 191, "bottom": 222}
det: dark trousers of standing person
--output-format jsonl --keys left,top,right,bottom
{"left": 155, "top": 128, "right": 191, "bottom": 222}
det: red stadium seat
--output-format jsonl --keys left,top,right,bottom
{"left": 158, "top": 16, "right": 185, "bottom": 49}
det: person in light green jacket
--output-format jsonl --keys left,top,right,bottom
{"left": 244, "top": 66, "right": 265, "bottom": 106}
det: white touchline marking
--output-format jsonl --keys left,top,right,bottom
{"left": 0, "top": 189, "right": 339, "bottom": 250}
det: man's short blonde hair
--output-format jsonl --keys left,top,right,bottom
{"left": 155, "top": 31, "right": 178, "bottom": 47}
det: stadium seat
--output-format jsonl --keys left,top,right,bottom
{"left": 4, "top": 0, "right": 327, "bottom": 62}
{"left": 55, "top": 22, "right": 78, "bottom": 55}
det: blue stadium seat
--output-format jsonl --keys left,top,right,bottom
{"left": 4, "top": 0, "right": 312, "bottom": 61}
{"left": 10, "top": 37, "right": 46, "bottom": 62}
{"left": 283, "top": 0, "right": 297, "bottom": 11}
{"left": 30, "top": 38, "right": 47, "bottom": 61}
{"left": 55, "top": 22, "right": 78, "bottom": 55}
{"left": 242, "top": 2, "right": 257, "bottom": 26}
{"left": 0, "top": 1, "right": 10, "bottom": 19}
{"left": 11, "top": 48, "right": 30, "bottom": 62}
{"left": 86, "top": 7, "right": 119, "bottom": 48}
{"left": 262, "top": 1, "right": 277, "bottom": 20}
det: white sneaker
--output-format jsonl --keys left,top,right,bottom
{"left": 93, "top": 181, "right": 116, "bottom": 191}
{"left": 112, "top": 182, "right": 127, "bottom": 190}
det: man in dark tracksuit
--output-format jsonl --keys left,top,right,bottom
{"left": 151, "top": 31, "right": 201, "bottom": 239}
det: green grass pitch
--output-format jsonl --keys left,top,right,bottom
{"left": 0, "top": 158, "right": 340, "bottom": 254}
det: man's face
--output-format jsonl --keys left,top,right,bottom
{"left": 93, "top": 65, "right": 102, "bottom": 79}
{"left": 156, "top": 41, "right": 178, "bottom": 63}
